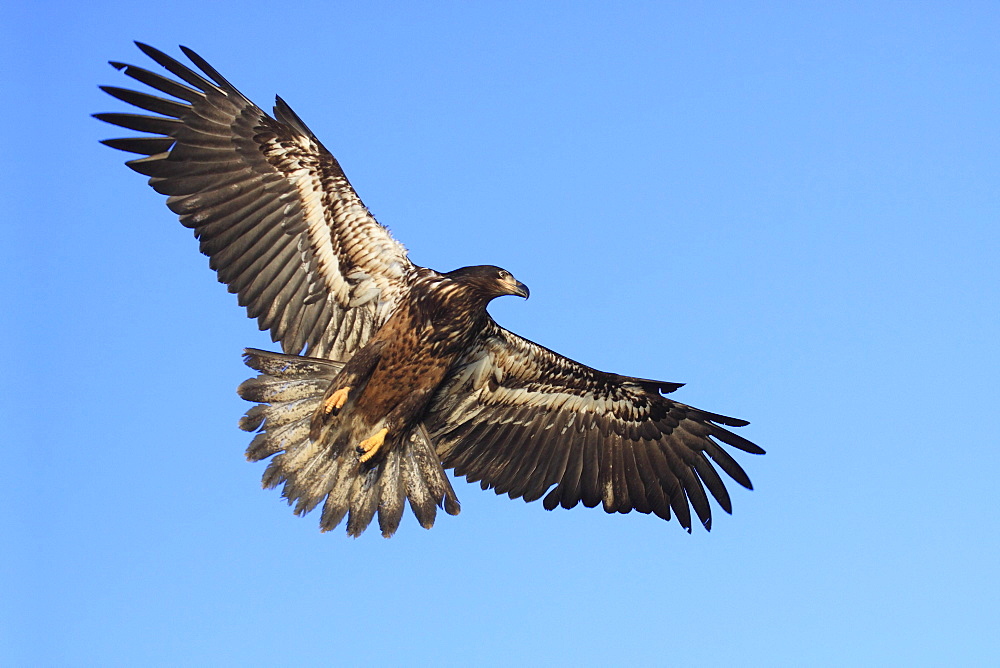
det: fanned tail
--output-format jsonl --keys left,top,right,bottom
{"left": 237, "top": 348, "right": 460, "bottom": 537}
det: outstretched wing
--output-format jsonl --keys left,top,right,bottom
{"left": 424, "top": 322, "right": 764, "bottom": 531}
{"left": 96, "top": 43, "right": 413, "bottom": 359}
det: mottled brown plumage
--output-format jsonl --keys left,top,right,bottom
{"left": 309, "top": 267, "right": 526, "bottom": 469}
{"left": 98, "top": 43, "right": 765, "bottom": 537}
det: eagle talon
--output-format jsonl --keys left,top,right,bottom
{"left": 323, "top": 386, "right": 352, "bottom": 414}
{"left": 357, "top": 427, "right": 389, "bottom": 463}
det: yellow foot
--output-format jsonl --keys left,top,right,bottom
{"left": 357, "top": 427, "right": 389, "bottom": 463}
{"left": 323, "top": 386, "right": 352, "bottom": 414}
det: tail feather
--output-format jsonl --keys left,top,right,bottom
{"left": 377, "top": 452, "right": 406, "bottom": 537}
{"left": 402, "top": 446, "right": 438, "bottom": 529}
{"left": 242, "top": 396, "right": 326, "bottom": 432}
{"left": 243, "top": 351, "right": 340, "bottom": 377}
{"left": 238, "top": 348, "right": 461, "bottom": 537}
{"left": 246, "top": 412, "right": 313, "bottom": 462}
{"left": 319, "top": 457, "right": 353, "bottom": 531}
{"left": 347, "top": 466, "right": 381, "bottom": 537}
{"left": 237, "top": 375, "right": 332, "bottom": 403}
{"left": 414, "top": 424, "right": 462, "bottom": 517}
{"left": 402, "top": 425, "right": 463, "bottom": 527}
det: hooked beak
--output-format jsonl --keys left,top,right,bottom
{"left": 513, "top": 280, "right": 530, "bottom": 299}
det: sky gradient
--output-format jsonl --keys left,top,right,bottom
{"left": 5, "top": 2, "right": 999, "bottom": 665}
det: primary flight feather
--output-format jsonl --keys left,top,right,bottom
{"left": 97, "top": 43, "right": 764, "bottom": 537}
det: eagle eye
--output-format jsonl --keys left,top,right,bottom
{"left": 498, "top": 269, "right": 511, "bottom": 280}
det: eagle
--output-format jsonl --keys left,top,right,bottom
{"left": 97, "top": 43, "right": 764, "bottom": 538}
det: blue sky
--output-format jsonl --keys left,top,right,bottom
{"left": 5, "top": 1, "right": 999, "bottom": 665}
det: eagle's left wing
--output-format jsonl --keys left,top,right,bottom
{"left": 424, "top": 321, "right": 764, "bottom": 531}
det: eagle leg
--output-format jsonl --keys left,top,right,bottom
{"left": 323, "top": 386, "right": 352, "bottom": 414}
{"left": 310, "top": 384, "right": 352, "bottom": 440}
{"left": 309, "top": 342, "right": 386, "bottom": 441}
{"left": 358, "top": 428, "right": 389, "bottom": 463}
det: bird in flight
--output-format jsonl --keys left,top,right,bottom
{"left": 97, "top": 43, "right": 764, "bottom": 537}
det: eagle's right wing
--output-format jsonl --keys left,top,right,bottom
{"left": 96, "top": 43, "right": 413, "bottom": 359}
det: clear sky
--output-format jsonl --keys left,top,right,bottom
{"left": 5, "top": 2, "right": 999, "bottom": 665}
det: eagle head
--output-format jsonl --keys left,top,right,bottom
{"left": 446, "top": 265, "right": 530, "bottom": 300}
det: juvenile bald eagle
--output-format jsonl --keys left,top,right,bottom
{"left": 97, "top": 43, "right": 764, "bottom": 537}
